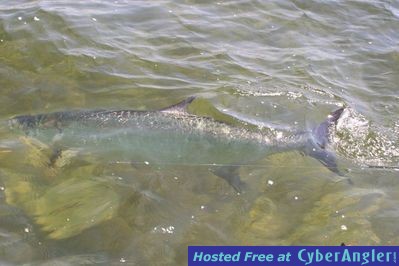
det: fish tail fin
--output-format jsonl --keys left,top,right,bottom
{"left": 303, "top": 107, "right": 345, "bottom": 175}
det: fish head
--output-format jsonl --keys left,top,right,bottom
{"left": 8, "top": 117, "right": 22, "bottom": 130}
{"left": 8, "top": 115, "right": 39, "bottom": 131}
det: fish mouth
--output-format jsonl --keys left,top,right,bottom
{"left": 7, "top": 118, "right": 20, "bottom": 130}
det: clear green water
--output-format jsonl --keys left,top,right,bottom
{"left": 0, "top": 1, "right": 399, "bottom": 265}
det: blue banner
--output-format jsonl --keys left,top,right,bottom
{"left": 188, "top": 246, "right": 399, "bottom": 266}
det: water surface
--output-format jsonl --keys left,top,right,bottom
{"left": 0, "top": 1, "right": 398, "bottom": 265}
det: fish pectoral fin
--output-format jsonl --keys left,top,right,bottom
{"left": 160, "top": 96, "right": 196, "bottom": 114}
{"left": 49, "top": 148, "right": 80, "bottom": 169}
{"left": 211, "top": 165, "right": 246, "bottom": 193}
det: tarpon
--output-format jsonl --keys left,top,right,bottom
{"left": 8, "top": 97, "right": 345, "bottom": 191}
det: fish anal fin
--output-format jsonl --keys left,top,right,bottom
{"left": 160, "top": 96, "right": 196, "bottom": 114}
{"left": 211, "top": 165, "right": 246, "bottom": 193}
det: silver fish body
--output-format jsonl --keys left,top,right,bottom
{"left": 8, "top": 97, "right": 344, "bottom": 190}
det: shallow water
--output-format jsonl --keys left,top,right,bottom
{"left": 0, "top": 0, "right": 399, "bottom": 265}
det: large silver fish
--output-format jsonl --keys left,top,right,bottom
{"left": 9, "top": 97, "right": 345, "bottom": 191}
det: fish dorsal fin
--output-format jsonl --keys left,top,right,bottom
{"left": 160, "top": 96, "right": 196, "bottom": 114}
